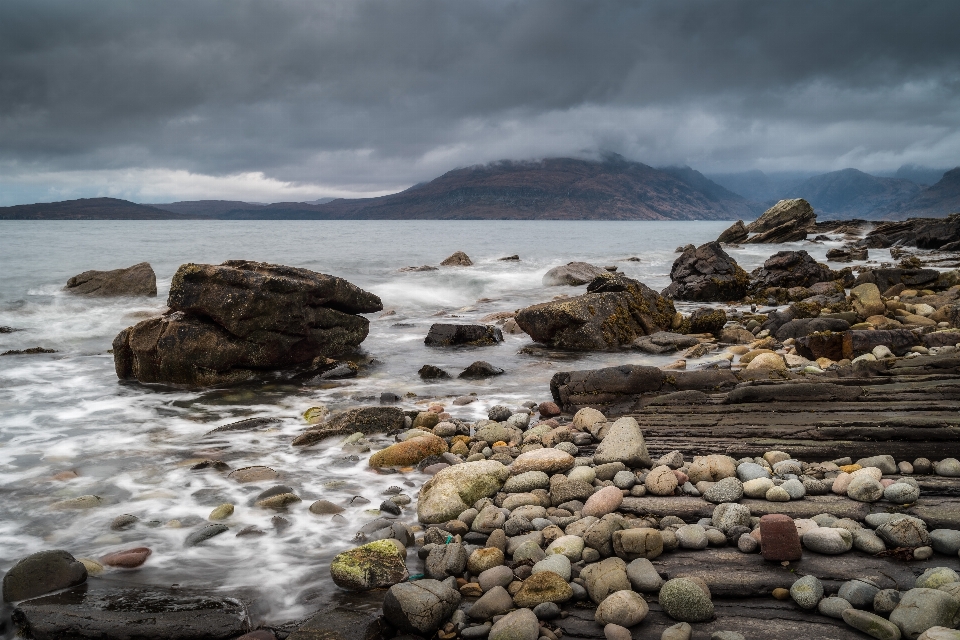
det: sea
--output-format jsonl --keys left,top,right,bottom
{"left": 0, "top": 220, "right": 856, "bottom": 629}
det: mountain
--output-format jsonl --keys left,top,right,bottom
{"left": 785, "top": 168, "right": 921, "bottom": 219}
{"left": 218, "top": 156, "right": 758, "bottom": 220}
{"left": 0, "top": 197, "right": 196, "bottom": 220}
{"left": 705, "top": 170, "right": 816, "bottom": 203}
{"left": 150, "top": 200, "right": 264, "bottom": 217}
{"left": 891, "top": 164, "right": 951, "bottom": 186}
{"left": 880, "top": 168, "right": 960, "bottom": 219}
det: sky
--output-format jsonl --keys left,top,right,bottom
{"left": 1, "top": 0, "right": 959, "bottom": 205}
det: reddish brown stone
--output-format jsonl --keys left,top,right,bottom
{"left": 538, "top": 401, "right": 562, "bottom": 418}
{"left": 235, "top": 631, "right": 276, "bottom": 640}
{"left": 101, "top": 546, "right": 152, "bottom": 568}
{"left": 759, "top": 514, "right": 802, "bottom": 562}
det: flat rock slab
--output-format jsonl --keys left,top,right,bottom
{"left": 12, "top": 585, "right": 249, "bottom": 640}
{"left": 557, "top": 597, "right": 867, "bottom": 639}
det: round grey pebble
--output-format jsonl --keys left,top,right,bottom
{"left": 790, "top": 575, "right": 823, "bottom": 609}
{"left": 781, "top": 478, "right": 806, "bottom": 500}
{"left": 737, "top": 533, "right": 759, "bottom": 553}
{"left": 818, "top": 596, "right": 852, "bottom": 619}
{"left": 612, "top": 470, "right": 636, "bottom": 489}
{"left": 837, "top": 578, "right": 880, "bottom": 609}
{"left": 532, "top": 602, "right": 560, "bottom": 620}
{"left": 873, "top": 589, "right": 901, "bottom": 615}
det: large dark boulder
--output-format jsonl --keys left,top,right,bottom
{"left": 868, "top": 213, "right": 960, "bottom": 249}
{"left": 516, "top": 274, "right": 675, "bottom": 350}
{"left": 662, "top": 242, "right": 750, "bottom": 302}
{"left": 717, "top": 220, "right": 748, "bottom": 244}
{"left": 424, "top": 324, "right": 503, "bottom": 346}
{"left": 3, "top": 551, "right": 86, "bottom": 603}
{"left": 65, "top": 262, "right": 157, "bottom": 297}
{"left": 12, "top": 585, "right": 249, "bottom": 640}
{"left": 774, "top": 317, "right": 850, "bottom": 341}
{"left": 751, "top": 251, "right": 835, "bottom": 291}
{"left": 113, "top": 261, "right": 381, "bottom": 386}
{"left": 744, "top": 199, "right": 816, "bottom": 244}
{"left": 853, "top": 268, "right": 941, "bottom": 292}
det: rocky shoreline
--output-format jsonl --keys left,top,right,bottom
{"left": 5, "top": 205, "right": 960, "bottom": 640}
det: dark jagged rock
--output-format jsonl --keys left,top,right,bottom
{"left": 424, "top": 324, "right": 503, "bottom": 347}
{"left": 459, "top": 361, "right": 505, "bottom": 379}
{"left": 633, "top": 332, "right": 700, "bottom": 354}
{"left": 825, "top": 246, "right": 868, "bottom": 262}
{"left": 795, "top": 332, "right": 845, "bottom": 360}
{"left": 751, "top": 251, "right": 834, "bottom": 291}
{"left": 744, "top": 199, "right": 816, "bottom": 244}
{"left": 293, "top": 407, "right": 406, "bottom": 446}
{"left": 65, "top": 262, "right": 157, "bottom": 297}
{"left": 418, "top": 365, "right": 450, "bottom": 379}
{"left": 853, "top": 268, "right": 941, "bottom": 292}
{"left": 842, "top": 329, "right": 919, "bottom": 359}
{"left": 12, "top": 585, "right": 249, "bottom": 640}
{"left": 868, "top": 213, "right": 960, "bottom": 249}
{"left": 542, "top": 262, "right": 608, "bottom": 286}
{"left": 440, "top": 251, "right": 472, "bottom": 266}
{"left": 774, "top": 317, "right": 850, "bottom": 341}
{"left": 717, "top": 220, "right": 748, "bottom": 243}
{"left": 516, "top": 274, "right": 675, "bottom": 350}
{"left": 684, "top": 307, "right": 727, "bottom": 336}
{"left": 113, "top": 261, "right": 381, "bottom": 386}
{"left": 1, "top": 347, "right": 57, "bottom": 356}
{"left": 2, "top": 551, "right": 87, "bottom": 603}
{"left": 662, "top": 242, "right": 750, "bottom": 302}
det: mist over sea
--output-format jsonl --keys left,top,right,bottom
{"left": 0, "top": 220, "right": 852, "bottom": 626}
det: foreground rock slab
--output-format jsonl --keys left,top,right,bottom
{"left": 12, "top": 585, "right": 249, "bottom": 640}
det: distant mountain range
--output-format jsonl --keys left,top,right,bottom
{"left": 1, "top": 156, "right": 958, "bottom": 221}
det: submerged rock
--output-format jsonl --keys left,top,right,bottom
{"left": 424, "top": 324, "right": 503, "bottom": 347}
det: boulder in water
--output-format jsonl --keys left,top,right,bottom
{"left": 542, "top": 262, "right": 607, "bottom": 286}
{"left": 750, "top": 251, "right": 835, "bottom": 290}
{"left": 744, "top": 199, "right": 816, "bottom": 244}
{"left": 717, "top": 220, "right": 748, "bottom": 244}
{"left": 3, "top": 550, "right": 87, "bottom": 603}
{"left": 113, "top": 261, "right": 381, "bottom": 386}
{"left": 424, "top": 324, "right": 503, "bottom": 346}
{"left": 65, "top": 262, "right": 157, "bottom": 297}
{"left": 440, "top": 251, "right": 473, "bottom": 266}
{"left": 662, "top": 242, "right": 750, "bottom": 302}
{"left": 516, "top": 274, "right": 675, "bottom": 350}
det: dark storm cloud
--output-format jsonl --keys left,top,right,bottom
{"left": 0, "top": 0, "right": 958, "bottom": 202}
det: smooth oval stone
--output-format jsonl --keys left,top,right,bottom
{"left": 101, "top": 547, "right": 152, "bottom": 568}
{"left": 842, "top": 609, "right": 901, "bottom": 640}
{"left": 209, "top": 503, "right": 234, "bottom": 520}
{"left": 185, "top": 524, "right": 229, "bottom": 547}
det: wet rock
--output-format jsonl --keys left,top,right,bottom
{"left": 717, "top": 220, "right": 749, "bottom": 244}
{"left": 542, "top": 262, "right": 607, "bottom": 286}
{"left": 658, "top": 577, "right": 714, "bottom": 623}
{"left": 744, "top": 199, "right": 815, "bottom": 244}
{"left": 309, "top": 500, "right": 344, "bottom": 515}
{"left": 425, "top": 324, "right": 503, "bottom": 347}
{"left": 331, "top": 540, "right": 409, "bottom": 590}
{"left": 113, "top": 261, "right": 381, "bottom": 386}
{"left": 383, "top": 579, "right": 461, "bottom": 635}
{"left": 110, "top": 514, "right": 139, "bottom": 531}
{"left": 460, "top": 362, "right": 505, "bottom": 379}
{"left": 100, "top": 547, "right": 151, "bottom": 569}
{"left": 633, "top": 331, "right": 700, "bottom": 354}
{"left": 419, "top": 365, "right": 450, "bottom": 379}
{"left": 11, "top": 586, "right": 249, "bottom": 640}
{"left": 441, "top": 251, "right": 473, "bottom": 267}
{"left": 2, "top": 551, "right": 87, "bottom": 602}
{"left": 516, "top": 274, "right": 675, "bottom": 350}
{"left": 65, "top": 262, "right": 157, "bottom": 297}
{"left": 662, "top": 242, "right": 750, "bottom": 302}
{"left": 50, "top": 495, "right": 102, "bottom": 510}
{"left": 294, "top": 407, "right": 407, "bottom": 445}
{"left": 370, "top": 435, "right": 448, "bottom": 468}
{"left": 184, "top": 524, "right": 229, "bottom": 547}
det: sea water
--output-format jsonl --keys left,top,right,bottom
{"left": 0, "top": 220, "right": 856, "bottom": 627}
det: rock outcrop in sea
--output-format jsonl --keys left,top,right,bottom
{"left": 64, "top": 262, "right": 157, "bottom": 297}
{"left": 112, "top": 260, "right": 382, "bottom": 386}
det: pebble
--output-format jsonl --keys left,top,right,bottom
{"left": 661, "top": 622, "right": 692, "bottom": 640}
{"left": 626, "top": 558, "right": 663, "bottom": 592}
{"left": 884, "top": 482, "right": 921, "bottom": 503}
{"left": 847, "top": 475, "right": 884, "bottom": 502}
{"left": 818, "top": 596, "right": 853, "bottom": 619}
{"left": 876, "top": 516, "right": 931, "bottom": 547}
{"left": 930, "top": 529, "right": 960, "bottom": 555}
{"left": 790, "top": 575, "right": 823, "bottom": 609}
{"left": 915, "top": 567, "right": 960, "bottom": 589}
{"left": 184, "top": 524, "right": 229, "bottom": 547}
{"left": 478, "top": 565, "right": 514, "bottom": 592}
{"left": 594, "top": 589, "right": 649, "bottom": 627}
{"left": 803, "top": 527, "right": 853, "bottom": 554}
{"left": 489, "top": 608, "right": 540, "bottom": 640}
{"left": 842, "top": 609, "right": 902, "bottom": 640}
{"left": 873, "top": 589, "right": 901, "bottom": 615}
{"left": 545, "top": 535, "right": 584, "bottom": 561}
{"left": 531, "top": 554, "right": 571, "bottom": 582}
{"left": 852, "top": 529, "right": 887, "bottom": 554}
{"left": 765, "top": 485, "right": 790, "bottom": 502}
{"left": 703, "top": 477, "right": 743, "bottom": 503}
{"left": 891, "top": 588, "right": 960, "bottom": 639}
{"left": 100, "top": 547, "right": 152, "bottom": 568}
{"left": 676, "top": 524, "right": 708, "bottom": 550}
{"left": 657, "top": 577, "right": 714, "bottom": 622}
{"left": 742, "top": 477, "right": 774, "bottom": 498}
{"left": 781, "top": 478, "right": 806, "bottom": 499}
{"left": 935, "top": 458, "right": 960, "bottom": 477}
{"left": 838, "top": 578, "right": 881, "bottom": 609}
{"left": 645, "top": 466, "right": 679, "bottom": 496}
{"left": 737, "top": 533, "right": 759, "bottom": 553}
{"left": 468, "top": 586, "right": 514, "bottom": 621}
{"left": 604, "top": 623, "right": 632, "bottom": 640}
{"left": 582, "top": 486, "right": 623, "bottom": 518}
{"left": 533, "top": 602, "right": 560, "bottom": 620}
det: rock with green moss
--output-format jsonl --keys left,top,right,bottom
{"left": 329, "top": 540, "right": 408, "bottom": 590}
{"left": 515, "top": 274, "right": 675, "bottom": 350}
{"left": 418, "top": 460, "right": 510, "bottom": 524}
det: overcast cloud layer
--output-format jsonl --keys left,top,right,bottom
{"left": 1, "top": 0, "right": 959, "bottom": 205}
